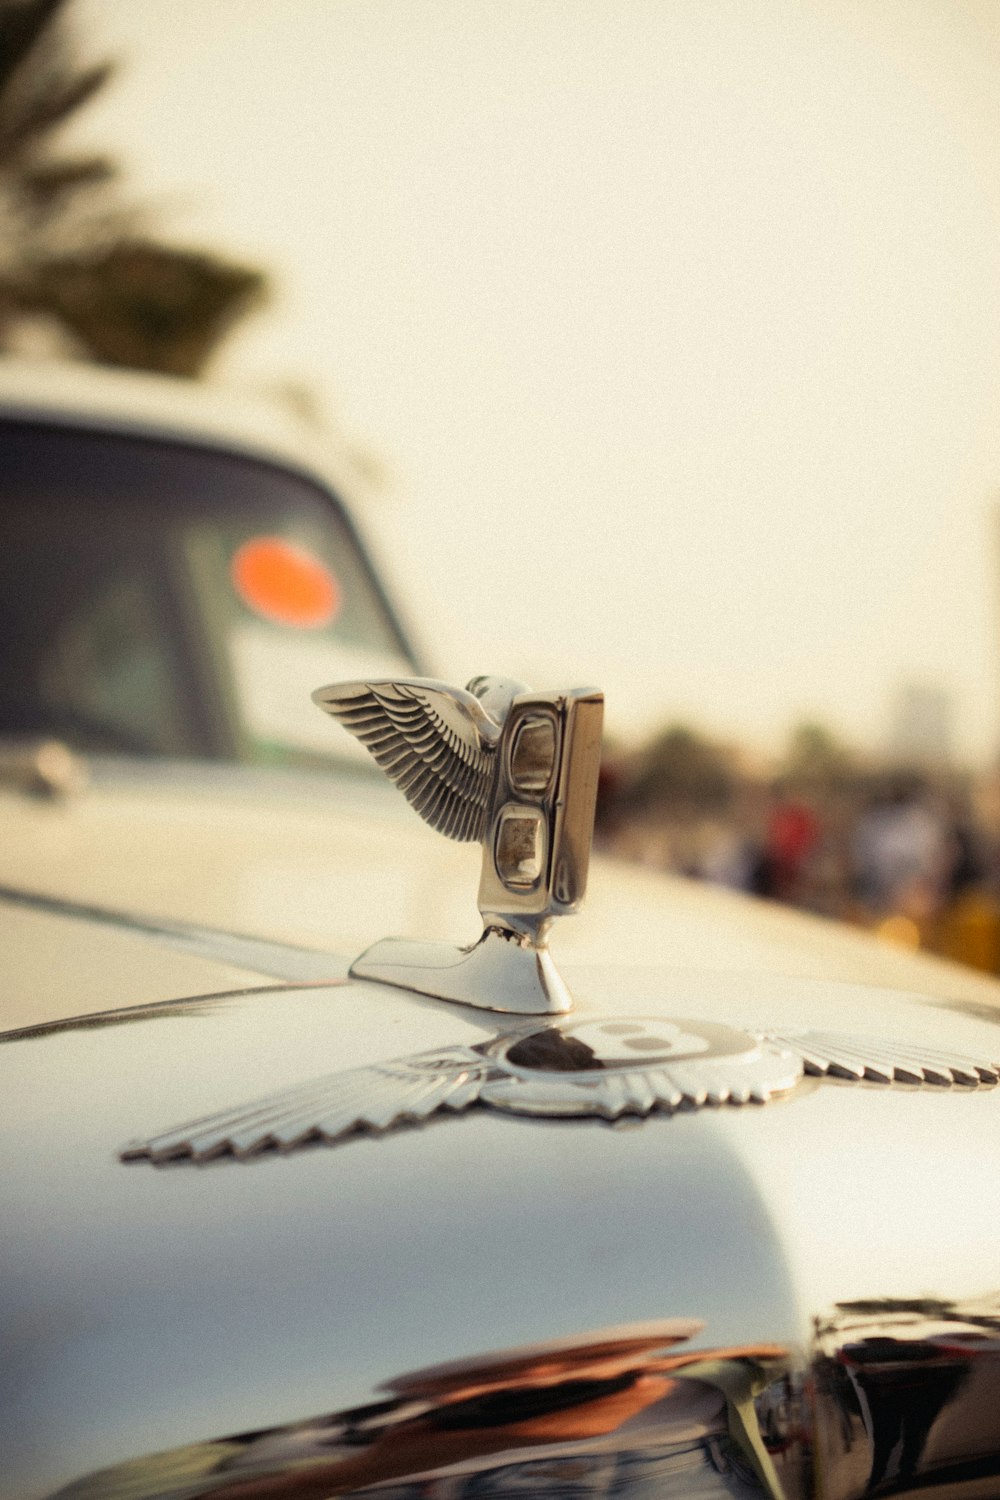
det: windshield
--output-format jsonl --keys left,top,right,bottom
{"left": 0, "top": 419, "right": 416, "bottom": 764}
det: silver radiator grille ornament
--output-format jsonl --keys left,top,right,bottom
{"left": 121, "top": 1021, "right": 1000, "bottom": 1164}
{"left": 312, "top": 675, "right": 604, "bottom": 1015}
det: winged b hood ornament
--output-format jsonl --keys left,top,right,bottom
{"left": 120, "top": 672, "right": 1000, "bottom": 1166}
{"left": 122, "top": 1020, "right": 1000, "bottom": 1163}
{"left": 312, "top": 675, "right": 604, "bottom": 1014}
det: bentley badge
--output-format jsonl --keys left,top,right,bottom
{"left": 312, "top": 676, "right": 603, "bottom": 1015}
{"left": 121, "top": 1021, "right": 1000, "bottom": 1163}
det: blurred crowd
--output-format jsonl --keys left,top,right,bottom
{"left": 596, "top": 724, "right": 1000, "bottom": 975}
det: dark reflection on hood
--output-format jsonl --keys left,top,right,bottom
{"left": 813, "top": 1294, "right": 1000, "bottom": 1498}
{"left": 52, "top": 1319, "right": 794, "bottom": 1500}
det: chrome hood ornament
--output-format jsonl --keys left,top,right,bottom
{"left": 312, "top": 675, "right": 604, "bottom": 1014}
{"left": 121, "top": 1022, "right": 1000, "bottom": 1164}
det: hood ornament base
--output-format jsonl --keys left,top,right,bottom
{"left": 351, "top": 926, "right": 573, "bottom": 1015}
{"left": 314, "top": 676, "right": 604, "bottom": 1015}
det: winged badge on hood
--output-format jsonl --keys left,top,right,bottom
{"left": 121, "top": 1017, "right": 1000, "bottom": 1164}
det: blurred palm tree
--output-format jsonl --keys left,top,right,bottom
{"left": 781, "top": 721, "right": 857, "bottom": 794}
{"left": 628, "top": 724, "right": 737, "bottom": 815}
{"left": 0, "top": 0, "right": 267, "bottom": 375}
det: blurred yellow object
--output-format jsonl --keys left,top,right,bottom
{"left": 876, "top": 914, "right": 922, "bottom": 951}
{"left": 928, "top": 888, "right": 1000, "bottom": 975}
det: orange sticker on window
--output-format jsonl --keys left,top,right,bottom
{"left": 231, "top": 537, "right": 341, "bottom": 629}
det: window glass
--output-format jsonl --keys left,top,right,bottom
{"left": 0, "top": 420, "right": 414, "bottom": 763}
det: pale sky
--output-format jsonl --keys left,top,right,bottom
{"left": 73, "top": 0, "right": 1000, "bottom": 763}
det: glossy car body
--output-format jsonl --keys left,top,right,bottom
{"left": 3, "top": 361, "right": 1000, "bottom": 1500}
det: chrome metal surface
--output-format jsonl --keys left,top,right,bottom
{"left": 813, "top": 1296, "right": 1000, "bottom": 1498}
{"left": 766, "top": 1029, "right": 1000, "bottom": 1086}
{"left": 351, "top": 925, "right": 574, "bottom": 1015}
{"left": 313, "top": 677, "right": 507, "bottom": 844}
{"left": 33, "top": 1287, "right": 1000, "bottom": 1500}
{"left": 48, "top": 1319, "right": 796, "bottom": 1500}
{"left": 117, "top": 1016, "right": 1000, "bottom": 1163}
{"left": 120, "top": 1042, "right": 493, "bottom": 1163}
{"left": 314, "top": 675, "right": 604, "bottom": 1013}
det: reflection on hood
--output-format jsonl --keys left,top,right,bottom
{"left": 53, "top": 1319, "right": 791, "bottom": 1500}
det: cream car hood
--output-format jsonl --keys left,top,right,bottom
{"left": 6, "top": 761, "right": 1000, "bottom": 1499}
{"left": 6, "top": 941, "right": 1000, "bottom": 1498}
{"left": 4, "top": 760, "right": 1000, "bottom": 1029}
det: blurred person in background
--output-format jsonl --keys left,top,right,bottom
{"left": 760, "top": 781, "right": 821, "bottom": 906}
{"left": 851, "top": 775, "right": 948, "bottom": 944}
